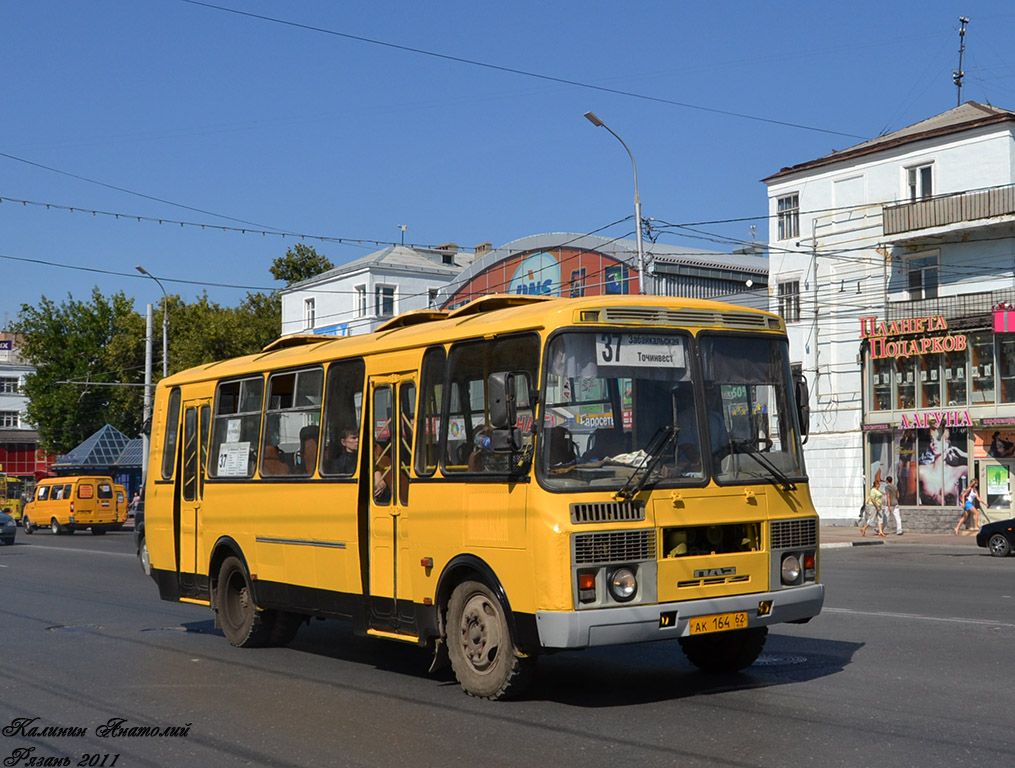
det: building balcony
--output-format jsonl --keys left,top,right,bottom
{"left": 886, "top": 288, "right": 1015, "bottom": 330}
{"left": 883, "top": 185, "right": 1015, "bottom": 237}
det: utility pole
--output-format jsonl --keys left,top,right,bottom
{"left": 141, "top": 304, "right": 153, "bottom": 486}
{"left": 954, "top": 16, "right": 970, "bottom": 107}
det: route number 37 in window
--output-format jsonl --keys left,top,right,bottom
{"left": 596, "top": 333, "right": 686, "bottom": 369}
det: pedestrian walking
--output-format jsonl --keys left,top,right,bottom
{"left": 861, "top": 477, "right": 886, "bottom": 537}
{"left": 882, "top": 475, "right": 903, "bottom": 535}
{"left": 954, "top": 478, "right": 982, "bottom": 534}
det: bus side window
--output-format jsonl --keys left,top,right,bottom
{"left": 320, "top": 359, "right": 365, "bottom": 477}
{"left": 161, "top": 387, "right": 182, "bottom": 481}
{"left": 261, "top": 368, "right": 323, "bottom": 478}
{"left": 414, "top": 346, "right": 445, "bottom": 477}
{"left": 209, "top": 376, "right": 264, "bottom": 479}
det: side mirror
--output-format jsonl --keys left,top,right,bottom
{"left": 793, "top": 371, "right": 810, "bottom": 443}
{"left": 489, "top": 371, "right": 517, "bottom": 429}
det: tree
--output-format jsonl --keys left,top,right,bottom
{"left": 270, "top": 243, "right": 333, "bottom": 286}
{"left": 12, "top": 289, "right": 145, "bottom": 454}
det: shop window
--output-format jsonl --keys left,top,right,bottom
{"left": 969, "top": 332, "right": 995, "bottom": 404}
{"left": 919, "top": 353, "right": 941, "bottom": 409}
{"left": 944, "top": 348, "right": 967, "bottom": 406}
{"left": 896, "top": 429, "right": 918, "bottom": 506}
{"left": 871, "top": 357, "right": 892, "bottom": 411}
{"left": 999, "top": 337, "right": 1015, "bottom": 403}
{"left": 916, "top": 426, "right": 968, "bottom": 506}
{"left": 895, "top": 357, "right": 916, "bottom": 410}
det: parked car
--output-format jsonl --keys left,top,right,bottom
{"left": 134, "top": 500, "right": 148, "bottom": 575}
{"left": 1, "top": 510, "right": 16, "bottom": 545}
{"left": 976, "top": 517, "right": 1015, "bottom": 557}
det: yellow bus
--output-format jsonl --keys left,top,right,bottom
{"left": 0, "top": 474, "right": 25, "bottom": 522}
{"left": 144, "top": 294, "right": 823, "bottom": 699}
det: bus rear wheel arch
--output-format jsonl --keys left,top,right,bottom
{"left": 445, "top": 579, "right": 533, "bottom": 700}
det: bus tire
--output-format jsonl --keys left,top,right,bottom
{"left": 216, "top": 556, "right": 273, "bottom": 648}
{"left": 446, "top": 580, "right": 533, "bottom": 700}
{"left": 138, "top": 536, "right": 151, "bottom": 576}
{"left": 267, "top": 611, "right": 303, "bottom": 646}
{"left": 90, "top": 527, "right": 107, "bottom": 536}
{"left": 679, "top": 626, "right": 768, "bottom": 674}
{"left": 23, "top": 516, "right": 33, "bottom": 534}
{"left": 51, "top": 519, "right": 63, "bottom": 535}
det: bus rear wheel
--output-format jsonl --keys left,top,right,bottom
{"left": 446, "top": 580, "right": 533, "bottom": 700}
{"left": 679, "top": 626, "right": 768, "bottom": 674}
{"left": 51, "top": 519, "right": 63, "bottom": 535}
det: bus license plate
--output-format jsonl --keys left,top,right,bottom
{"left": 688, "top": 611, "right": 748, "bottom": 635}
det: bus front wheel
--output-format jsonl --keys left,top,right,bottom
{"left": 679, "top": 626, "right": 768, "bottom": 674}
{"left": 446, "top": 580, "right": 533, "bottom": 700}
{"left": 22, "top": 516, "right": 33, "bottom": 534}
{"left": 216, "top": 556, "right": 275, "bottom": 648}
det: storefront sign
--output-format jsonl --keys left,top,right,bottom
{"left": 899, "top": 410, "right": 973, "bottom": 429}
{"left": 859, "top": 315, "right": 967, "bottom": 360}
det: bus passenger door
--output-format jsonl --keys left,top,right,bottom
{"left": 178, "top": 399, "right": 211, "bottom": 597}
{"left": 367, "top": 375, "right": 417, "bottom": 633}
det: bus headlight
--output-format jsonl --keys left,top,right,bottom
{"left": 781, "top": 554, "right": 802, "bottom": 585}
{"left": 608, "top": 567, "right": 637, "bottom": 602}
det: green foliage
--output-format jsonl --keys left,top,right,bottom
{"left": 12, "top": 287, "right": 282, "bottom": 455}
{"left": 270, "top": 243, "right": 333, "bottom": 286}
{"left": 12, "top": 289, "right": 145, "bottom": 454}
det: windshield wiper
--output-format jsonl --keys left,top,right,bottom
{"left": 614, "top": 426, "right": 677, "bottom": 501}
{"left": 728, "top": 439, "right": 796, "bottom": 491}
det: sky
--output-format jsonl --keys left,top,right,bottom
{"left": 2, "top": 0, "right": 1014, "bottom": 327}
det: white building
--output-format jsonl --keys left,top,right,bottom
{"left": 0, "top": 332, "right": 49, "bottom": 483}
{"left": 765, "top": 102, "right": 1015, "bottom": 529}
{"left": 280, "top": 243, "right": 478, "bottom": 337}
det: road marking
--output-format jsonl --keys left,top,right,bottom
{"left": 824, "top": 607, "right": 1015, "bottom": 628}
{"left": 21, "top": 544, "right": 135, "bottom": 558}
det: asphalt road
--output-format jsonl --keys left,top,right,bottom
{"left": 1, "top": 528, "right": 1012, "bottom": 768}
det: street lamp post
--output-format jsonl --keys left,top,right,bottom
{"left": 136, "top": 266, "right": 169, "bottom": 377}
{"left": 584, "top": 111, "right": 647, "bottom": 295}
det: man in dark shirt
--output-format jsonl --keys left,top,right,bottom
{"left": 883, "top": 475, "right": 903, "bottom": 535}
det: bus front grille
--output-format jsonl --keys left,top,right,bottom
{"left": 770, "top": 518, "right": 818, "bottom": 549}
{"left": 573, "top": 529, "right": 656, "bottom": 565}
{"left": 570, "top": 500, "right": 645, "bottom": 524}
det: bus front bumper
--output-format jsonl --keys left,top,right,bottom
{"left": 534, "top": 583, "right": 825, "bottom": 649}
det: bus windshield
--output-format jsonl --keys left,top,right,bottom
{"left": 539, "top": 331, "right": 804, "bottom": 491}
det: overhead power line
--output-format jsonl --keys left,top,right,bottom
{"left": 180, "top": 0, "right": 868, "bottom": 141}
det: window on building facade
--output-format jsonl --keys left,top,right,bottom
{"left": 0, "top": 377, "right": 20, "bottom": 394}
{"left": 355, "top": 285, "right": 366, "bottom": 318}
{"left": 777, "top": 193, "right": 799, "bottom": 240}
{"left": 944, "top": 348, "right": 967, "bottom": 406}
{"left": 777, "top": 280, "right": 801, "bottom": 322}
{"left": 0, "top": 411, "right": 20, "bottom": 428}
{"left": 895, "top": 357, "right": 916, "bottom": 410}
{"left": 303, "top": 297, "right": 316, "bottom": 330}
{"left": 375, "top": 285, "right": 395, "bottom": 317}
{"left": 999, "top": 336, "right": 1015, "bottom": 403}
{"left": 871, "top": 357, "right": 892, "bottom": 411}
{"left": 919, "top": 353, "right": 942, "bottom": 408}
{"left": 906, "top": 164, "right": 933, "bottom": 201}
{"left": 970, "top": 331, "right": 995, "bottom": 404}
{"left": 906, "top": 253, "right": 938, "bottom": 300}
{"left": 428, "top": 288, "right": 439, "bottom": 309}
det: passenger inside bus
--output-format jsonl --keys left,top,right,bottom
{"left": 295, "top": 425, "right": 319, "bottom": 476}
{"left": 261, "top": 445, "right": 290, "bottom": 476}
{"left": 327, "top": 426, "right": 359, "bottom": 475}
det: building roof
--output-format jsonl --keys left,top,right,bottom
{"left": 439, "top": 233, "right": 768, "bottom": 304}
{"left": 764, "top": 101, "right": 1015, "bottom": 183}
{"left": 282, "top": 244, "right": 471, "bottom": 293}
{"left": 52, "top": 424, "right": 141, "bottom": 470}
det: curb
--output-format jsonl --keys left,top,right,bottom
{"left": 821, "top": 540, "right": 885, "bottom": 549}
